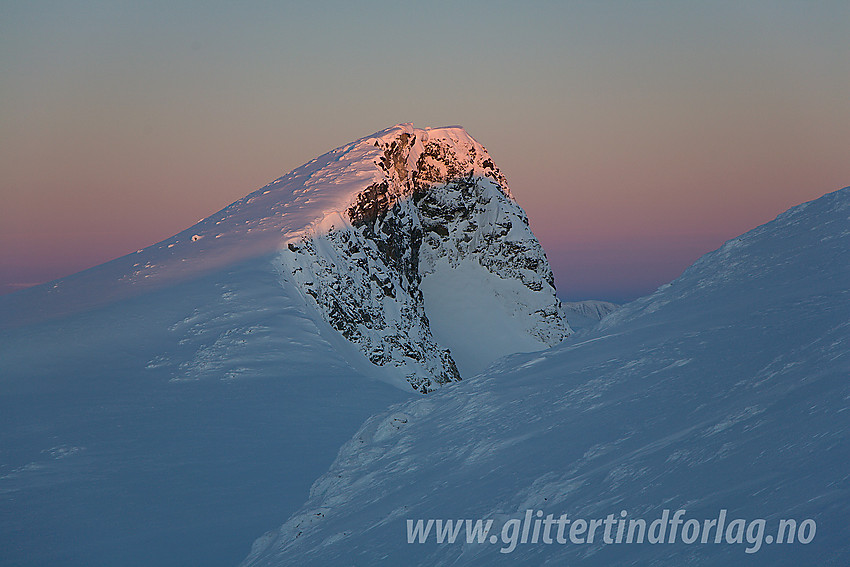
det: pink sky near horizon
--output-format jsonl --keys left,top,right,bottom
{"left": 2, "top": 2, "right": 848, "bottom": 303}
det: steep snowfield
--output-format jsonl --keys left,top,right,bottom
{"left": 242, "top": 187, "right": 850, "bottom": 566}
{"left": 0, "top": 124, "right": 566, "bottom": 566}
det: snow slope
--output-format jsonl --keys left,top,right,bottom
{"left": 0, "top": 254, "right": 409, "bottom": 567}
{"left": 242, "top": 187, "right": 850, "bottom": 566}
{"left": 562, "top": 300, "right": 619, "bottom": 333}
{"left": 0, "top": 124, "right": 566, "bottom": 566}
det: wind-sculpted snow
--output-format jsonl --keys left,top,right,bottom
{"left": 242, "top": 188, "right": 850, "bottom": 566}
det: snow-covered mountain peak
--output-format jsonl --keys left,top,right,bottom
{"left": 202, "top": 122, "right": 569, "bottom": 391}
{"left": 277, "top": 124, "right": 568, "bottom": 391}
{"left": 3, "top": 124, "right": 568, "bottom": 392}
{"left": 164, "top": 123, "right": 510, "bottom": 252}
{"left": 273, "top": 123, "right": 512, "bottom": 240}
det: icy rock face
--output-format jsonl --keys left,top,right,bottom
{"left": 281, "top": 125, "right": 568, "bottom": 391}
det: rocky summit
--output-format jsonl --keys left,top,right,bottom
{"left": 280, "top": 124, "right": 570, "bottom": 391}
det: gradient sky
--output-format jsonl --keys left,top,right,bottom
{"left": 2, "top": 1, "right": 848, "bottom": 302}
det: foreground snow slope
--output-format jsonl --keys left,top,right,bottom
{"left": 243, "top": 187, "right": 850, "bottom": 566}
{"left": 0, "top": 255, "right": 409, "bottom": 567}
